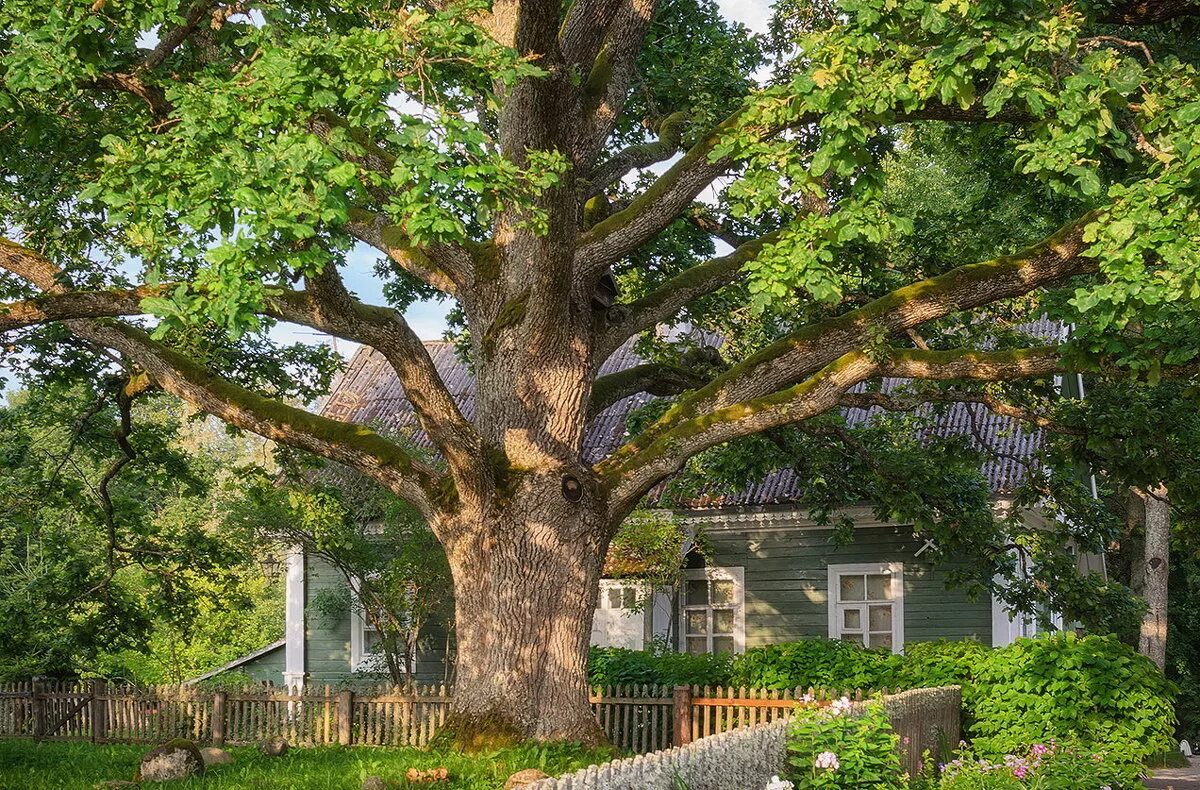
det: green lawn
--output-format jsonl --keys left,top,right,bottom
{"left": 0, "top": 740, "right": 612, "bottom": 789}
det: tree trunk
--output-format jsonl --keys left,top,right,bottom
{"left": 1138, "top": 484, "right": 1170, "bottom": 671}
{"left": 440, "top": 492, "right": 609, "bottom": 746}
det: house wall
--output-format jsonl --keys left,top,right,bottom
{"left": 234, "top": 647, "right": 287, "bottom": 683}
{"left": 302, "top": 555, "right": 453, "bottom": 686}
{"left": 699, "top": 520, "right": 992, "bottom": 647}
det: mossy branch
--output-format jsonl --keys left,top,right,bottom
{"left": 598, "top": 346, "right": 1066, "bottom": 517}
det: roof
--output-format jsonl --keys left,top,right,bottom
{"left": 319, "top": 323, "right": 1063, "bottom": 506}
{"left": 183, "top": 639, "right": 285, "bottom": 685}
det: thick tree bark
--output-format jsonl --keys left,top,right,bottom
{"left": 439, "top": 486, "right": 609, "bottom": 745}
{"left": 1138, "top": 485, "right": 1170, "bottom": 671}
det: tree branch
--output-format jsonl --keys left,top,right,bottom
{"left": 576, "top": 0, "right": 661, "bottom": 164}
{"left": 588, "top": 357, "right": 715, "bottom": 417}
{"left": 610, "top": 212, "right": 1096, "bottom": 443}
{"left": 0, "top": 286, "right": 165, "bottom": 332}
{"left": 560, "top": 0, "right": 625, "bottom": 70}
{"left": 345, "top": 208, "right": 466, "bottom": 296}
{"left": 575, "top": 101, "right": 1041, "bottom": 277}
{"left": 298, "top": 265, "right": 486, "bottom": 501}
{"left": 837, "top": 389, "right": 1085, "bottom": 435}
{"left": 0, "top": 237, "right": 446, "bottom": 513}
{"left": 596, "top": 229, "right": 782, "bottom": 361}
{"left": 142, "top": 1, "right": 221, "bottom": 72}
{"left": 1095, "top": 0, "right": 1200, "bottom": 25}
{"left": 583, "top": 111, "right": 687, "bottom": 199}
{"left": 599, "top": 346, "right": 1065, "bottom": 518}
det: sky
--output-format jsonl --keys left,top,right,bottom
{"left": 317, "top": 0, "right": 774, "bottom": 352}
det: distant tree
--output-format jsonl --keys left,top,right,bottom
{"left": 0, "top": 382, "right": 281, "bottom": 681}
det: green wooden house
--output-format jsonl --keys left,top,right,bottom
{"left": 205, "top": 331, "right": 1103, "bottom": 689}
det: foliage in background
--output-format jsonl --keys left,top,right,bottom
{"left": 786, "top": 700, "right": 902, "bottom": 789}
{"left": 967, "top": 632, "right": 1175, "bottom": 770}
{"left": 0, "top": 383, "right": 281, "bottom": 683}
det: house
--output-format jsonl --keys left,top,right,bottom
{"left": 215, "top": 329, "right": 1102, "bottom": 688}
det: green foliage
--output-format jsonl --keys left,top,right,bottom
{"left": 937, "top": 742, "right": 1136, "bottom": 789}
{"left": 0, "top": 739, "right": 613, "bottom": 789}
{"left": 730, "top": 639, "right": 905, "bottom": 692}
{"left": 967, "top": 632, "right": 1176, "bottom": 769}
{"left": 588, "top": 644, "right": 732, "bottom": 688}
{"left": 787, "top": 700, "right": 902, "bottom": 789}
{"left": 894, "top": 640, "right": 991, "bottom": 691}
{"left": 0, "top": 383, "right": 281, "bottom": 682}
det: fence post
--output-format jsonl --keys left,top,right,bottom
{"left": 211, "top": 692, "right": 227, "bottom": 747}
{"left": 337, "top": 690, "right": 354, "bottom": 746}
{"left": 672, "top": 685, "right": 692, "bottom": 747}
{"left": 91, "top": 680, "right": 108, "bottom": 743}
{"left": 32, "top": 679, "right": 46, "bottom": 740}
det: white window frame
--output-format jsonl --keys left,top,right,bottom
{"left": 827, "top": 562, "right": 905, "bottom": 654}
{"left": 678, "top": 566, "right": 745, "bottom": 655}
{"left": 349, "top": 576, "right": 390, "bottom": 673}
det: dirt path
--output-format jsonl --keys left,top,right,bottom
{"left": 1144, "top": 758, "right": 1200, "bottom": 788}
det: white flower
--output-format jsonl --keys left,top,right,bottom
{"left": 829, "top": 696, "right": 852, "bottom": 715}
{"left": 815, "top": 751, "right": 840, "bottom": 771}
{"left": 764, "top": 776, "right": 795, "bottom": 790}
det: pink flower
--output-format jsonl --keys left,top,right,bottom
{"left": 815, "top": 751, "right": 840, "bottom": 771}
{"left": 902, "top": 736, "right": 911, "bottom": 746}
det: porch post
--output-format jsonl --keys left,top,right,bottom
{"left": 283, "top": 547, "right": 306, "bottom": 691}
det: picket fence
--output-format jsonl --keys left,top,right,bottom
{"left": 0, "top": 680, "right": 905, "bottom": 753}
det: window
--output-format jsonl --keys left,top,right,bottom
{"left": 680, "top": 567, "right": 744, "bottom": 655}
{"left": 827, "top": 563, "right": 904, "bottom": 653}
{"left": 591, "top": 580, "right": 645, "bottom": 649}
{"left": 349, "top": 577, "right": 395, "bottom": 673}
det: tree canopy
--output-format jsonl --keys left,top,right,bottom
{"left": 3, "top": 0, "right": 1199, "bottom": 741}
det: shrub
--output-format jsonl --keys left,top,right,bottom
{"left": 968, "top": 632, "right": 1175, "bottom": 769}
{"left": 937, "top": 741, "right": 1137, "bottom": 789}
{"left": 786, "top": 698, "right": 903, "bottom": 789}
{"left": 895, "top": 640, "right": 990, "bottom": 690}
{"left": 729, "top": 639, "right": 905, "bottom": 691}
{"left": 588, "top": 645, "right": 731, "bottom": 687}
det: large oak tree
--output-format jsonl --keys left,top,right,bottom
{"left": 2, "top": 0, "right": 1199, "bottom": 741}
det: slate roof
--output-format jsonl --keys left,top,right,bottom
{"left": 319, "top": 322, "right": 1065, "bottom": 506}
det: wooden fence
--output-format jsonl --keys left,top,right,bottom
{"left": 0, "top": 680, "right": 894, "bottom": 752}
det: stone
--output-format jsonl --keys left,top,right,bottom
{"left": 503, "top": 768, "right": 551, "bottom": 788}
{"left": 200, "top": 746, "right": 233, "bottom": 766}
{"left": 362, "top": 776, "right": 388, "bottom": 790}
{"left": 137, "top": 738, "right": 205, "bottom": 782}
{"left": 259, "top": 736, "right": 289, "bottom": 757}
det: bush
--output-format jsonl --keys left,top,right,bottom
{"left": 786, "top": 698, "right": 903, "bottom": 789}
{"left": 588, "top": 645, "right": 731, "bottom": 687}
{"left": 967, "top": 632, "right": 1175, "bottom": 769}
{"left": 895, "top": 640, "right": 990, "bottom": 690}
{"left": 729, "top": 639, "right": 905, "bottom": 691}
{"left": 937, "top": 741, "right": 1137, "bottom": 789}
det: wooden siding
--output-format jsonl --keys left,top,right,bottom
{"left": 234, "top": 646, "right": 286, "bottom": 684}
{"left": 302, "top": 556, "right": 452, "bottom": 686}
{"left": 703, "top": 523, "right": 991, "bottom": 647}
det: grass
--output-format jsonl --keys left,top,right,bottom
{"left": 0, "top": 739, "right": 615, "bottom": 789}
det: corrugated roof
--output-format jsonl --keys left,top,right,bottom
{"left": 319, "top": 323, "right": 1061, "bottom": 506}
